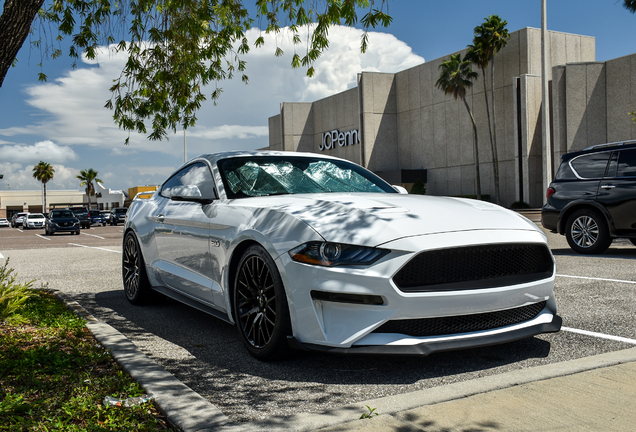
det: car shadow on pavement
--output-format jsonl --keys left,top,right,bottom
{"left": 81, "top": 289, "right": 554, "bottom": 422}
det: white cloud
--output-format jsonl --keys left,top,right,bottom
{"left": 2, "top": 25, "right": 423, "bottom": 190}
{"left": 0, "top": 162, "right": 81, "bottom": 191}
{"left": 0, "top": 140, "right": 79, "bottom": 164}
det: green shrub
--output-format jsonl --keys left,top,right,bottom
{"left": 0, "top": 259, "right": 35, "bottom": 324}
{"left": 510, "top": 201, "right": 532, "bottom": 209}
{"left": 410, "top": 178, "right": 427, "bottom": 195}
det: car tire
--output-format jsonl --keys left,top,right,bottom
{"left": 233, "top": 245, "right": 292, "bottom": 361}
{"left": 122, "top": 231, "right": 153, "bottom": 305}
{"left": 565, "top": 209, "right": 612, "bottom": 254}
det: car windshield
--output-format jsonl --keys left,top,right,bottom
{"left": 28, "top": 214, "right": 43, "bottom": 219}
{"left": 217, "top": 156, "right": 396, "bottom": 198}
{"left": 115, "top": 209, "right": 127, "bottom": 214}
{"left": 51, "top": 211, "right": 74, "bottom": 218}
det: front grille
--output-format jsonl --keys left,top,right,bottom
{"left": 373, "top": 301, "right": 546, "bottom": 337}
{"left": 393, "top": 244, "right": 553, "bottom": 292}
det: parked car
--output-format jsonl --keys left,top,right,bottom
{"left": 11, "top": 212, "right": 29, "bottom": 228}
{"left": 66, "top": 207, "right": 91, "bottom": 229}
{"left": 109, "top": 207, "right": 128, "bottom": 225}
{"left": 542, "top": 140, "right": 636, "bottom": 254}
{"left": 123, "top": 151, "right": 561, "bottom": 361}
{"left": 23, "top": 213, "right": 46, "bottom": 229}
{"left": 89, "top": 210, "right": 107, "bottom": 226}
{"left": 0, "top": 218, "right": 9, "bottom": 227}
{"left": 45, "top": 209, "right": 80, "bottom": 235}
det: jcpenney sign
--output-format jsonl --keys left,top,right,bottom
{"left": 320, "top": 129, "right": 359, "bottom": 151}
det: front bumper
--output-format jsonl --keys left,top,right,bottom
{"left": 289, "top": 312, "right": 562, "bottom": 355}
{"left": 279, "top": 229, "right": 559, "bottom": 353}
{"left": 49, "top": 225, "right": 80, "bottom": 234}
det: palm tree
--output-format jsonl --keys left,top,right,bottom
{"left": 76, "top": 168, "right": 103, "bottom": 210}
{"left": 625, "top": 0, "right": 636, "bottom": 13}
{"left": 32, "top": 161, "right": 55, "bottom": 213}
{"left": 436, "top": 53, "right": 481, "bottom": 200}
{"left": 467, "top": 15, "right": 510, "bottom": 205}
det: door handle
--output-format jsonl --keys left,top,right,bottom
{"left": 601, "top": 184, "right": 616, "bottom": 189}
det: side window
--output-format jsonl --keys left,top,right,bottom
{"left": 617, "top": 149, "right": 636, "bottom": 177}
{"left": 554, "top": 161, "right": 577, "bottom": 180}
{"left": 605, "top": 152, "right": 619, "bottom": 178}
{"left": 161, "top": 162, "right": 217, "bottom": 199}
{"left": 570, "top": 152, "right": 611, "bottom": 179}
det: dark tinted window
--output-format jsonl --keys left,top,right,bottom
{"left": 570, "top": 152, "right": 611, "bottom": 179}
{"left": 617, "top": 149, "right": 636, "bottom": 177}
{"left": 605, "top": 152, "right": 619, "bottom": 178}
{"left": 161, "top": 162, "right": 216, "bottom": 199}
{"left": 51, "top": 211, "right": 74, "bottom": 218}
{"left": 555, "top": 161, "right": 577, "bottom": 180}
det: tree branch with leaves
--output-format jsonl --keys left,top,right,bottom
{"left": 1, "top": 0, "right": 392, "bottom": 144}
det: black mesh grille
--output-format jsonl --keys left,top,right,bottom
{"left": 373, "top": 301, "right": 547, "bottom": 337}
{"left": 393, "top": 244, "right": 553, "bottom": 292}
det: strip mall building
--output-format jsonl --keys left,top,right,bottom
{"left": 264, "top": 27, "right": 636, "bottom": 207}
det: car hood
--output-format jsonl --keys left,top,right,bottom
{"left": 232, "top": 193, "right": 539, "bottom": 247}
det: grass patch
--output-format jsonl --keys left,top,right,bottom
{"left": 0, "top": 289, "right": 175, "bottom": 431}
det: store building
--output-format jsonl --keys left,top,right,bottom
{"left": 264, "top": 27, "right": 636, "bottom": 207}
{"left": 0, "top": 184, "right": 126, "bottom": 219}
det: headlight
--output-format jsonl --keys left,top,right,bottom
{"left": 289, "top": 242, "right": 389, "bottom": 267}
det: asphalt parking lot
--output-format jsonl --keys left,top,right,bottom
{"left": 2, "top": 222, "right": 636, "bottom": 423}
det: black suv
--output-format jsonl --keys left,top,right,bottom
{"left": 67, "top": 207, "right": 91, "bottom": 229}
{"left": 541, "top": 141, "right": 636, "bottom": 254}
{"left": 109, "top": 207, "right": 128, "bottom": 225}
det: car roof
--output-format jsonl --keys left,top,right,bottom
{"left": 563, "top": 141, "right": 636, "bottom": 161}
{"left": 195, "top": 150, "right": 347, "bottom": 166}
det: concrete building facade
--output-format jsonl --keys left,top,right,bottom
{"left": 265, "top": 27, "right": 636, "bottom": 207}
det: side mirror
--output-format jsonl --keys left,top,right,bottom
{"left": 392, "top": 185, "right": 409, "bottom": 194}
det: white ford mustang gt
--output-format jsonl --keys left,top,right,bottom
{"left": 123, "top": 151, "right": 561, "bottom": 360}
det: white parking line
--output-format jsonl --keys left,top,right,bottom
{"left": 81, "top": 232, "right": 105, "bottom": 240}
{"left": 68, "top": 243, "right": 121, "bottom": 254}
{"left": 0, "top": 252, "right": 4, "bottom": 259}
{"left": 557, "top": 274, "right": 636, "bottom": 285}
{"left": 562, "top": 326, "right": 636, "bottom": 345}
{"left": 36, "top": 234, "right": 51, "bottom": 241}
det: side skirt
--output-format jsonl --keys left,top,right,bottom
{"left": 151, "top": 285, "right": 232, "bottom": 324}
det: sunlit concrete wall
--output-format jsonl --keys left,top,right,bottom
{"left": 552, "top": 52, "right": 636, "bottom": 170}
{"left": 266, "top": 27, "right": 602, "bottom": 208}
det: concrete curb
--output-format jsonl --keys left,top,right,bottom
{"left": 52, "top": 290, "right": 230, "bottom": 432}
{"left": 51, "top": 288, "right": 636, "bottom": 432}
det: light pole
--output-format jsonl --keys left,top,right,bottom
{"left": 541, "top": 0, "right": 552, "bottom": 204}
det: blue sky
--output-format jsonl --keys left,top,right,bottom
{"left": 1, "top": 0, "right": 635, "bottom": 192}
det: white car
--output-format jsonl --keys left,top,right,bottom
{"left": 123, "top": 151, "right": 561, "bottom": 360}
{"left": 0, "top": 217, "right": 9, "bottom": 227}
{"left": 23, "top": 213, "right": 46, "bottom": 229}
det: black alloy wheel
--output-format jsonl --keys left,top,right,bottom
{"left": 122, "top": 231, "right": 152, "bottom": 304}
{"left": 565, "top": 209, "right": 612, "bottom": 254}
{"left": 233, "top": 245, "right": 292, "bottom": 360}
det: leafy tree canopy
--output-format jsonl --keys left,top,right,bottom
{"left": 0, "top": 0, "right": 392, "bottom": 143}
